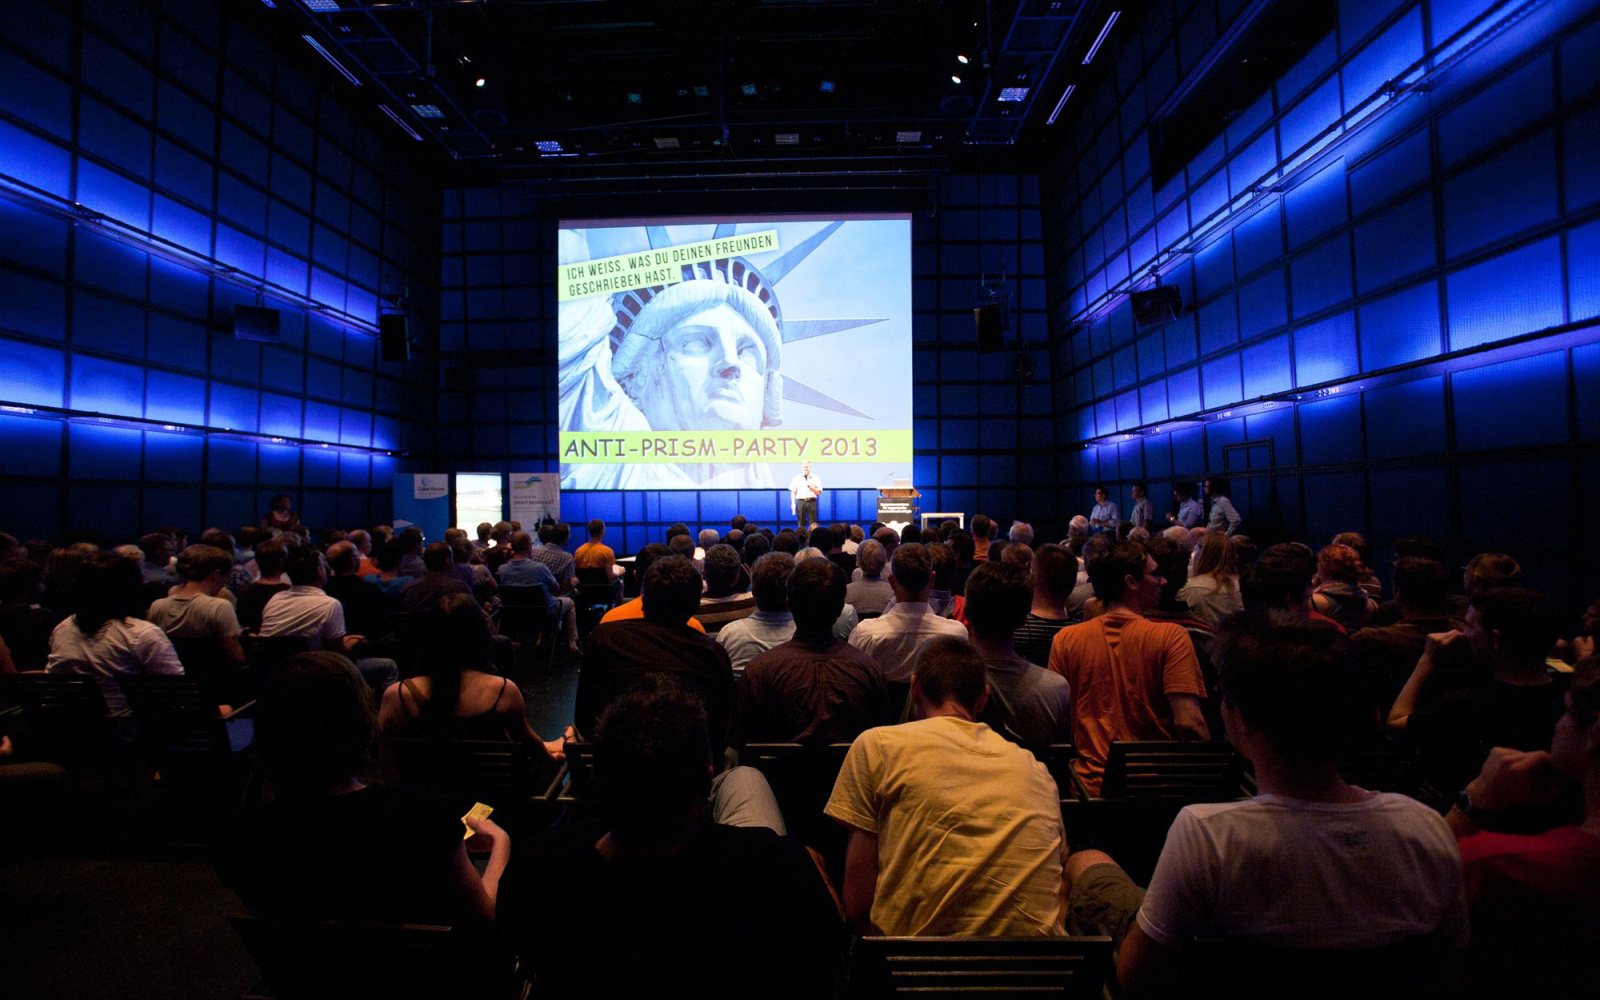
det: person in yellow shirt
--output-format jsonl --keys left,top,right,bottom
{"left": 825, "top": 635, "right": 1068, "bottom": 936}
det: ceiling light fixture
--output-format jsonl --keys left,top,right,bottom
{"left": 379, "top": 105, "right": 423, "bottom": 141}
{"left": 998, "top": 86, "right": 1029, "bottom": 102}
{"left": 956, "top": 53, "right": 970, "bottom": 64}
{"left": 1083, "top": 10, "right": 1121, "bottom": 65}
{"left": 535, "top": 140, "right": 563, "bottom": 153}
{"left": 410, "top": 104, "right": 445, "bottom": 118}
{"left": 1046, "top": 84, "right": 1076, "bottom": 125}
{"left": 301, "top": 35, "right": 361, "bottom": 86}
{"left": 895, "top": 130, "right": 922, "bottom": 143}
{"left": 775, "top": 133, "right": 799, "bottom": 145}
{"left": 951, "top": 74, "right": 962, "bottom": 85}
{"left": 654, "top": 137, "right": 679, "bottom": 148}
{"left": 301, "top": 0, "right": 340, "bottom": 11}
{"left": 474, "top": 78, "right": 486, "bottom": 88}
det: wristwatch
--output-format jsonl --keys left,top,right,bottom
{"left": 1455, "top": 788, "right": 1494, "bottom": 824}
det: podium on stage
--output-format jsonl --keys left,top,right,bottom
{"left": 877, "top": 480, "right": 921, "bottom": 533}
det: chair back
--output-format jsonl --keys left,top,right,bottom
{"left": 389, "top": 738, "right": 544, "bottom": 809}
{"left": 575, "top": 566, "right": 610, "bottom": 588}
{"left": 558, "top": 739, "right": 600, "bottom": 801}
{"left": 1038, "top": 743, "right": 1078, "bottom": 798}
{"left": 229, "top": 915, "right": 511, "bottom": 1000}
{"left": 1, "top": 673, "right": 122, "bottom": 762}
{"left": 853, "top": 935, "right": 1113, "bottom": 999}
{"left": 119, "top": 674, "right": 249, "bottom": 755}
{"left": 496, "top": 588, "right": 554, "bottom": 646}
{"left": 168, "top": 635, "right": 244, "bottom": 703}
{"left": 241, "top": 635, "right": 311, "bottom": 688}
{"left": 742, "top": 741, "right": 855, "bottom": 842}
{"left": 1100, "top": 741, "right": 1247, "bottom": 801}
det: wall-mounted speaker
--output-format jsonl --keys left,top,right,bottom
{"left": 379, "top": 313, "right": 410, "bottom": 361}
{"left": 974, "top": 303, "right": 1006, "bottom": 352}
{"left": 232, "top": 305, "right": 281, "bottom": 343}
{"left": 1131, "top": 285, "right": 1183, "bottom": 328}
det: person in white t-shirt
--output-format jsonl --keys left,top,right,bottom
{"left": 788, "top": 462, "right": 822, "bottom": 533}
{"left": 260, "top": 546, "right": 398, "bottom": 692}
{"left": 1063, "top": 608, "right": 1467, "bottom": 997}
{"left": 47, "top": 551, "right": 183, "bottom": 712}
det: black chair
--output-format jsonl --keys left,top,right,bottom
{"left": 389, "top": 738, "right": 559, "bottom": 814}
{"left": 168, "top": 635, "right": 249, "bottom": 704}
{"left": 241, "top": 634, "right": 311, "bottom": 690}
{"left": 1085, "top": 740, "right": 1249, "bottom": 802}
{"left": 852, "top": 935, "right": 1113, "bottom": 999}
{"left": 230, "top": 915, "right": 520, "bottom": 1000}
{"left": 497, "top": 587, "right": 559, "bottom": 669}
{"left": 573, "top": 582, "right": 615, "bottom": 635}
{"left": 0, "top": 673, "right": 126, "bottom": 766}
{"left": 556, "top": 739, "right": 600, "bottom": 803}
{"left": 119, "top": 674, "right": 252, "bottom": 754}
{"left": 1038, "top": 743, "right": 1078, "bottom": 798}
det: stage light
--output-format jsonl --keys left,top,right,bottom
{"left": 998, "top": 87, "right": 1029, "bottom": 102}
{"left": 1083, "top": 10, "right": 1120, "bottom": 65}
{"left": 819, "top": 80, "right": 834, "bottom": 92}
{"left": 957, "top": 53, "right": 970, "bottom": 64}
{"left": 951, "top": 74, "right": 962, "bottom": 84}
{"left": 1046, "top": 84, "right": 1075, "bottom": 125}
{"left": 302, "top": 0, "right": 340, "bottom": 11}
{"left": 536, "top": 140, "right": 563, "bottom": 153}
{"left": 474, "top": 77, "right": 486, "bottom": 88}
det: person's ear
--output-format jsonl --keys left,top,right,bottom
{"left": 973, "top": 684, "right": 990, "bottom": 717}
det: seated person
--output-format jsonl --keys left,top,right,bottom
{"left": 322, "top": 540, "right": 392, "bottom": 643}
{"left": 236, "top": 539, "right": 291, "bottom": 632}
{"left": 46, "top": 551, "right": 183, "bottom": 712}
{"left": 844, "top": 539, "right": 893, "bottom": 616}
{"left": 731, "top": 558, "right": 891, "bottom": 748}
{"left": 598, "top": 543, "right": 705, "bottom": 631}
{"left": 847, "top": 543, "right": 968, "bottom": 682}
{"left": 496, "top": 681, "right": 840, "bottom": 998}
{"left": 218, "top": 651, "right": 511, "bottom": 925}
{"left": 697, "top": 544, "right": 756, "bottom": 634}
{"left": 1352, "top": 557, "right": 1464, "bottom": 726}
{"left": 362, "top": 540, "right": 415, "bottom": 606}
{"left": 379, "top": 593, "right": 568, "bottom": 758}
{"left": 716, "top": 552, "right": 797, "bottom": 674}
{"left": 963, "top": 562, "right": 1072, "bottom": 750}
{"left": 1446, "top": 656, "right": 1600, "bottom": 1000}
{"left": 147, "top": 544, "right": 248, "bottom": 671}
{"left": 0, "top": 557, "right": 64, "bottom": 670}
{"left": 496, "top": 531, "right": 578, "bottom": 654}
{"left": 260, "top": 546, "right": 398, "bottom": 693}
{"left": 1012, "top": 543, "right": 1079, "bottom": 667}
{"left": 401, "top": 542, "right": 472, "bottom": 617}
{"left": 1311, "top": 544, "right": 1378, "bottom": 633}
{"left": 1065, "top": 609, "right": 1466, "bottom": 999}
{"left": 826, "top": 636, "right": 1067, "bottom": 936}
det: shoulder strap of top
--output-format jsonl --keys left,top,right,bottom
{"left": 398, "top": 678, "right": 423, "bottom": 719}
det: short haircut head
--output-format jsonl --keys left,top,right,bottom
{"left": 730, "top": 515, "right": 747, "bottom": 531}
{"left": 1146, "top": 536, "right": 1189, "bottom": 606}
{"left": 928, "top": 542, "right": 957, "bottom": 589}
{"left": 668, "top": 533, "right": 695, "bottom": 558}
{"left": 1471, "top": 587, "right": 1559, "bottom": 664}
{"left": 1009, "top": 522, "right": 1034, "bottom": 545}
{"left": 0, "top": 557, "right": 42, "bottom": 602}
{"left": 741, "top": 532, "right": 771, "bottom": 565}
{"left": 1001, "top": 543, "right": 1033, "bottom": 570}
{"left": 913, "top": 636, "right": 987, "bottom": 711}
{"left": 808, "top": 526, "right": 833, "bottom": 552}
{"left": 1205, "top": 475, "right": 1231, "bottom": 496}
{"left": 587, "top": 518, "right": 606, "bottom": 539}
{"left": 511, "top": 531, "right": 534, "bottom": 555}
{"left": 1392, "top": 558, "right": 1450, "bottom": 611}
{"left": 327, "top": 541, "right": 359, "bottom": 575}
{"left": 702, "top": 544, "right": 744, "bottom": 596}
{"left": 1030, "top": 543, "right": 1078, "bottom": 602}
{"left": 971, "top": 514, "right": 993, "bottom": 540}
{"left": 788, "top": 557, "right": 845, "bottom": 633}
{"left": 1174, "top": 482, "right": 1195, "bottom": 501}
{"left": 594, "top": 679, "right": 714, "bottom": 841}
{"left": 948, "top": 529, "right": 975, "bottom": 561}
{"left": 1214, "top": 609, "right": 1357, "bottom": 764}
{"left": 632, "top": 543, "right": 672, "bottom": 579}
{"left": 1242, "top": 544, "right": 1314, "bottom": 610}
{"left": 373, "top": 541, "right": 401, "bottom": 573}
{"left": 550, "top": 522, "right": 571, "bottom": 546}
{"left": 73, "top": 550, "right": 144, "bottom": 633}
{"left": 888, "top": 542, "right": 932, "bottom": 596}
{"left": 1464, "top": 552, "right": 1521, "bottom": 594}
{"left": 856, "top": 538, "right": 888, "bottom": 579}
{"left": 665, "top": 523, "right": 690, "bottom": 542}
{"left": 697, "top": 528, "right": 720, "bottom": 549}
{"left": 284, "top": 544, "right": 324, "bottom": 586}
{"left": 1085, "top": 538, "right": 1148, "bottom": 604}
{"left": 396, "top": 527, "right": 424, "bottom": 553}
{"left": 963, "top": 562, "right": 1032, "bottom": 641}
{"left": 422, "top": 541, "right": 454, "bottom": 573}
{"left": 176, "top": 544, "right": 233, "bottom": 582}
{"left": 256, "top": 651, "right": 375, "bottom": 796}
{"left": 642, "top": 555, "right": 703, "bottom": 624}
{"left": 138, "top": 532, "right": 171, "bottom": 560}
{"left": 773, "top": 530, "right": 800, "bottom": 555}
{"left": 749, "top": 551, "right": 795, "bottom": 613}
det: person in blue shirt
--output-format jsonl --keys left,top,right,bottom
{"left": 497, "top": 531, "right": 579, "bottom": 653}
{"left": 1169, "top": 483, "right": 1204, "bottom": 529}
{"left": 1089, "top": 488, "right": 1121, "bottom": 534}
{"left": 1203, "top": 475, "right": 1242, "bottom": 536}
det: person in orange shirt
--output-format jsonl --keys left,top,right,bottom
{"left": 1048, "top": 537, "right": 1210, "bottom": 795}
{"left": 598, "top": 543, "right": 706, "bottom": 633}
{"left": 574, "top": 519, "right": 616, "bottom": 574}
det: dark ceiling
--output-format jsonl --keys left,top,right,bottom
{"left": 272, "top": 0, "right": 1124, "bottom": 181}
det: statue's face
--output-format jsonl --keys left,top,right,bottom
{"left": 638, "top": 303, "right": 768, "bottom": 430}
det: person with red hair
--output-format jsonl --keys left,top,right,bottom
{"left": 1311, "top": 544, "right": 1377, "bottom": 633}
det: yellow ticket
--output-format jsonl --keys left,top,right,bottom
{"left": 461, "top": 801, "right": 494, "bottom": 840}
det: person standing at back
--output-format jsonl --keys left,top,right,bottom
{"left": 1203, "top": 476, "right": 1242, "bottom": 536}
{"left": 1049, "top": 538, "right": 1210, "bottom": 794}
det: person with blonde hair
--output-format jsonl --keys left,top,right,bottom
{"left": 1311, "top": 544, "right": 1378, "bottom": 633}
{"left": 1175, "top": 532, "right": 1244, "bottom": 627}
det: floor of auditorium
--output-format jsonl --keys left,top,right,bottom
{"left": 0, "top": 653, "right": 582, "bottom": 1000}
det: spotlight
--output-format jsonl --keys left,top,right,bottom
{"left": 474, "top": 78, "right": 486, "bottom": 88}
{"left": 956, "top": 53, "right": 970, "bottom": 64}
{"left": 626, "top": 92, "right": 642, "bottom": 104}
{"left": 819, "top": 80, "right": 834, "bottom": 93}
{"left": 951, "top": 74, "right": 962, "bottom": 84}
{"left": 740, "top": 83, "right": 757, "bottom": 95}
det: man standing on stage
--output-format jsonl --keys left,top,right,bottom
{"left": 789, "top": 462, "right": 823, "bottom": 533}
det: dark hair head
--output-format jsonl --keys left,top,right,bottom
{"left": 418, "top": 593, "right": 493, "bottom": 718}
{"left": 772, "top": 530, "right": 800, "bottom": 555}
{"left": 807, "top": 526, "right": 832, "bottom": 552}
{"left": 920, "top": 527, "right": 942, "bottom": 545}
{"left": 256, "top": 652, "right": 375, "bottom": 797}
{"left": 788, "top": 557, "right": 846, "bottom": 634}
{"left": 913, "top": 636, "right": 987, "bottom": 711}
{"left": 971, "top": 514, "right": 993, "bottom": 540}
{"left": 0, "top": 557, "right": 42, "bottom": 603}
{"left": 594, "top": 679, "right": 713, "bottom": 842}
{"left": 1331, "top": 532, "right": 1373, "bottom": 569}
{"left": 551, "top": 522, "right": 571, "bottom": 546}
{"left": 1464, "top": 552, "right": 1521, "bottom": 594}
{"left": 283, "top": 544, "right": 324, "bottom": 587}
{"left": 730, "top": 515, "right": 747, "bottom": 531}
{"left": 138, "top": 532, "right": 172, "bottom": 561}
{"left": 396, "top": 527, "right": 424, "bottom": 553}
{"left": 72, "top": 551, "right": 143, "bottom": 634}
{"left": 255, "top": 539, "right": 288, "bottom": 577}
{"left": 665, "top": 523, "right": 690, "bottom": 542}
{"left": 1030, "top": 543, "right": 1078, "bottom": 603}
{"left": 749, "top": 551, "right": 795, "bottom": 613}
{"left": 325, "top": 541, "right": 359, "bottom": 576}
{"left": 900, "top": 523, "right": 921, "bottom": 547}
{"left": 889, "top": 542, "right": 932, "bottom": 597}
{"left": 642, "top": 555, "right": 702, "bottom": 625}
{"left": 1204, "top": 475, "right": 1231, "bottom": 497}
{"left": 1085, "top": 538, "right": 1148, "bottom": 604}
{"left": 668, "top": 533, "right": 695, "bottom": 558}
{"left": 1001, "top": 543, "right": 1033, "bottom": 570}
{"left": 702, "top": 544, "right": 744, "bottom": 597}
{"left": 176, "top": 544, "right": 233, "bottom": 582}
{"left": 1214, "top": 609, "right": 1358, "bottom": 764}
{"left": 1393, "top": 558, "right": 1450, "bottom": 611}
{"left": 632, "top": 542, "right": 672, "bottom": 581}
{"left": 422, "top": 541, "right": 454, "bottom": 573}
{"left": 740, "top": 532, "right": 770, "bottom": 565}
{"left": 587, "top": 519, "right": 606, "bottom": 539}
{"left": 929, "top": 543, "right": 957, "bottom": 589}
{"left": 724, "top": 528, "right": 745, "bottom": 552}
{"left": 1145, "top": 536, "right": 1189, "bottom": 608}
{"left": 1471, "top": 587, "right": 1559, "bottom": 665}
{"left": 1242, "top": 543, "right": 1314, "bottom": 610}
{"left": 963, "top": 563, "right": 1032, "bottom": 641}
{"left": 1174, "top": 482, "right": 1195, "bottom": 501}
{"left": 948, "top": 529, "right": 975, "bottom": 561}
{"left": 511, "top": 531, "right": 534, "bottom": 555}
{"left": 373, "top": 541, "right": 401, "bottom": 573}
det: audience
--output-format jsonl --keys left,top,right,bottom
{"left": 260, "top": 545, "right": 399, "bottom": 692}
{"left": 394, "top": 527, "right": 427, "bottom": 579}
{"left": 496, "top": 531, "right": 579, "bottom": 654}
{"left": 147, "top": 544, "right": 247, "bottom": 669}
{"left": 1352, "top": 557, "right": 1464, "bottom": 724}
{"left": 0, "top": 557, "right": 65, "bottom": 669}
{"left": 715, "top": 552, "right": 797, "bottom": 674}
{"left": 964, "top": 563, "right": 1072, "bottom": 749}
{"left": 574, "top": 518, "right": 616, "bottom": 579}
{"left": 597, "top": 543, "right": 706, "bottom": 631}
{"left": 1311, "top": 543, "right": 1378, "bottom": 632}
{"left": 236, "top": 538, "right": 290, "bottom": 631}
{"left": 1011, "top": 543, "right": 1078, "bottom": 667}
{"left": 844, "top": 539, "right": 893, "bottom": 616}
{"left": 401, "top": 542, "right": 472, "bottom": 617}
{"left": 731, "top": 558, "right": 890, "bottom": 748}
{"left": 498, "top": 681, "right": 839, "bottom": 998}
{"left": 697, "top": 543, "right": 757, "bottom": 634}
{"left": 45, "top": 550, "right": 184, "bottom": 712}
{"left": 846, "top": 543, "right": 967, "bottom": 681}
{"left": 1049, "top": 538, "right": 1210, "bottom": 794}
{"left": 1065, "top": 610, "right": 1465, "bottom": 998}
{"left": 321, "top": 540, "right": 391, "bottom": 644}
{"left": 826, "top": 636, "right": 1068, "bottom": 935}
{"left": 577, "top": 555, "right": 735, "bottom": 754}
{"left": 137, "top": 531, "right": 178, "bottom": 587}
{"left": 1175, "top": 531, "right": 1244, "bottom": 627}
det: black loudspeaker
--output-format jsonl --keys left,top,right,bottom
{"left": 379, "top": 313, "right": 410, "bottom": 361}
{"left": 974, "top": 303, "right": 1006, "bottom": 352}
{"left": 232, "top": 305, "right": 281, "bottom": 343}
{"left": 1131, "top": 285, "right": 1183, "bottom": 328}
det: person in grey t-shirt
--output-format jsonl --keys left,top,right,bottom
{"left": 964, "top": 562, "right": 1071, "bottom": 750}
{"left": 147, "top": 544, "right": 246, "bottom": 669}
